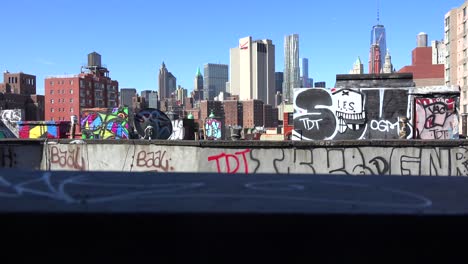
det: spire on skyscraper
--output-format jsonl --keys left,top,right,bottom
{"left": 377, "top": 0, "right": 380, "bottom": 24}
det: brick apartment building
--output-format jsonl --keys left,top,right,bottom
{"left": 263, "top": 104, "right": 279, "bottom": 128}
{"left": 0, "top": 71, "right": 44, "bottom": 121}
{"left": 242, "top": 100, "right": 264, "bottom": 128}
{"left": 44, "top": 52, "right": 118, "bottom": 122}
{"left": 223, "top": 100, "right": 243, "bottom": 127}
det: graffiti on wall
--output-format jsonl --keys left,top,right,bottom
{"left": 0, "top": 109, "right": 22, "bottom": 137}
{"left": 206, "top": 147, "right": 468, "bottom": 176}
{"left": 81, "top": 107, "right": 129, "bottom": 139}
{"left": 169, "top": 120, "right": 184, "bottom": 140}
{"left": 134, "top": 108, "right": 172, "bottom": 140}
{"left": 415, "top": 97, "right": 458, "bottom": 139}
{"left": 205, "top": 118, "right": 222, "bottom": 140}
{"left": 293, "top": 88, "right": 412, "bottom": 140}
{"left": 18, "top": 121, "right": 70, "bottom": 139}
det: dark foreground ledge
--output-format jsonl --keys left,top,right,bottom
{"left": 0, "top": 170, "right": 467, "bottom": 262}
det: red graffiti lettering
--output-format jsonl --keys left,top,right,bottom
{"left": 207, "top": 149, "right": 251, "bottom": 174}
{"left": 136, "top": 150, "right": 173, "bottom": 172}
{"left": 50, "top": 146, "right": 86, "bottom": 170}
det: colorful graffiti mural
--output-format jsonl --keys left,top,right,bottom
{"left": 415, "top": 97, "right": 459, "bottom": 139}
{"left": 293, "top": 88, "right": 412, "bottom": 140}
{"left": 81, "top": 107, "right": 129, "bottom": 139}
{"left": 18, "top": 121, "right": 71, "bottom": 139}
{"left": 205, "top": 118, "right": 222, "bottom": 140}
{"left": 134, "top": 108, "right": 172, "bottom": 140}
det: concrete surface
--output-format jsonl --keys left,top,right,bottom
{"left": 0, "top": 139, "right": 466, "bottom": 176}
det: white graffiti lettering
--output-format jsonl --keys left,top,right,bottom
{"left": 299, "top": 118, "right": 323, "bottom": 131}
{"left": 370, "top": 120, "right": 399, "bottom": 133}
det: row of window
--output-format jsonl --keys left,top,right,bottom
{"left": 51, "top": 108, "right": 74, "bottom": 113}
{"left": 50, "top": 80, "right": 74, "bottom": 86}
{"left": 50, "top": 98, "right": 74, "bottom": 103}
{"left": 50, "top": 89, "right": 74, "bottom": 95}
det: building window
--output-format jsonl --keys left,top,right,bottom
{"left": 464, "top": 77, "right": 467, "bottom": 86}
{"left": 50, "top": 90, "right": 54, "bottom": 94}
{"left": 70, "top": 108, "right": 74, "bottom": 113}
{"left": 70, "top": 89, "right": 73, "bottom": 94}
{"left": 465, "top": 104, "right": 468, "bottom": 113}
{"left": 464, "top": 91, "right": 467, "bottom": 99}
{"left": 70, "top": 98, "right": 73, "bottom": 103}
{"left": 51, "top": 108, "right": 54, "bottom": 112}
{"left": 50, "top": 81, "right": 54, "bottom": 86}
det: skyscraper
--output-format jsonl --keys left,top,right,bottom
{"left": 192, "top": 67, "right": 204, "bottom": 102}
{"left": 229, "top": 36, "right": 275, "bottom": 105}
{"left": 371, "top": 24, "right": 387, "bottom": 68}
{"left": 369, "top": 8, "right": 386, "bottom": 73}
{"left": 283, "top": 34, "right": 300, "bottom": 102}
{"left": 204, "top": 63, "right": 228, "bottom": 100}
{"left": 158, "top": 62, "right": 176, "bottom": 100}
{"left": 300, "top": 58, "right": 313, "bottom": 88}
{"left": 275, "top": 72, "right": 283, "bottom": 94}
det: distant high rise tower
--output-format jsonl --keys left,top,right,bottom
{"left": 158, "top": 62, "right": 175, "bottom": 100}
{"left": 300, "top": 58, "right": 312, "bottom": 88}
{"left": 349, "top": 57, "right": 364, "bottom": 74}
{"left": 275, "top": 72, "right": 283, "bottom": 94}
{"left": 370, "top": 5, "right": 386, "bottom": 73}
{"left": 204, "top": 63, "right": 228, "bottom": 100}
{"left": 193, "top": 67, "right": 204, "bottom": 101}
{"left": 382, "top": 49, "right": 394, "bottom": 73}
{"left": 283, "top": 34, "right": 300, "bottom": 102}
{"left": 229, "top": 36, "right": 275, "bottom": 105}
{"left": 369, "top": 44, "right": 382, "bottom": 74}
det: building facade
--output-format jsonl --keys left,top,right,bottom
{"left": 204, "top": 63, "right": 228, "bottom": 100}
{"left": 141, "top": 90, "right": 159, "bottom": 109}
{"left": 120, "top": 88, "right": 137, "bottom": 107}
{"left": 242, "top": 100, "right": 264, "bottom": 128}
{"left": 445, "top": 2, "right": 468, "bottom": 118}
{"left": 275, "top": 72, "right": 283, "bottom": 94}
{"left": 432, "top": 40, "right": 447, "bottom": 65}
{"left": 223, "top": 100, "right": 243, "bottom": 127}
{"left": 45, "top": 52, "right": 118, "bottom": 122}
{"left": 369, "top": 44, "right": 382, "bottom": 74}
{"left": 1, "top": 72, "right": 36, "bottom": 95}
{"left": 283, "top": 34, "right": 300, "bottom": 102}
{"left": 230, "top": 36, "right": 275, "bottom": 106}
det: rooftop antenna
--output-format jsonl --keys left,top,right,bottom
{"left": 377, "top": 0, "right": 380, "bottom": 24}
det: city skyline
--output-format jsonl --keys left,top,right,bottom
{"left": 0, "top": 0, "right": 464, "bottom": 95}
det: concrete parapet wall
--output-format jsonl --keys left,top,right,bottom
{"left": 0, "top": 139, "right": 466, "bottom": 176}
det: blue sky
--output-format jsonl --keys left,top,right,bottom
{"left": 1, "top": 0, "right": 464, "bottom": 95}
